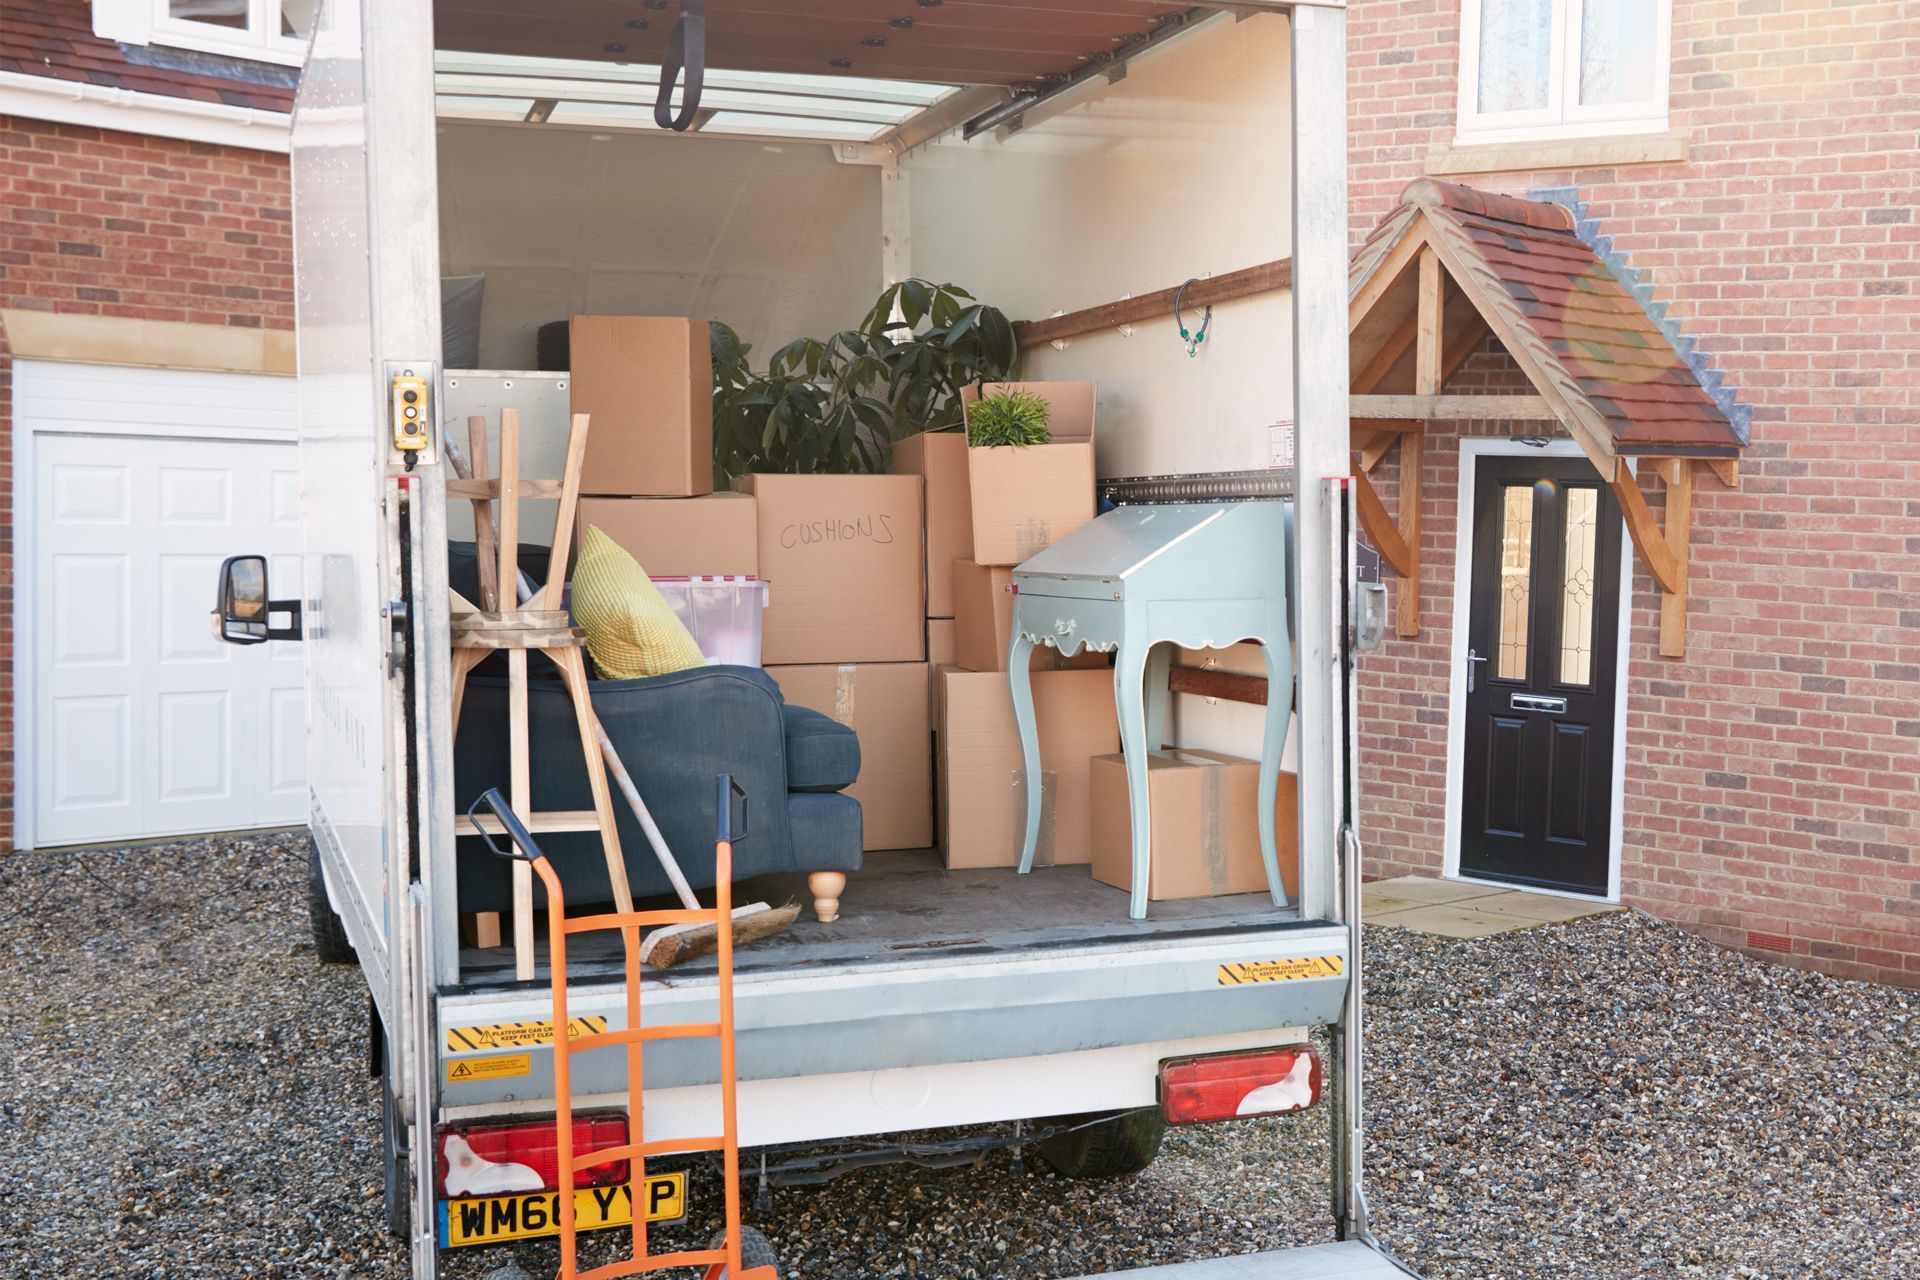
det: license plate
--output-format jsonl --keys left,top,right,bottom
{"left": 437, "top": 1174, "right": 687, "bottom": 1248}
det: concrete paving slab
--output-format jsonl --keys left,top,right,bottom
{"left": 1366, "top": 901, "right": 1543, "bottom": 938}
{"left": 1361, "top": 876, "right": 1506, "bottom": 908}
{"left": 1464, "top": 891, "right": 1621, "bottom": 923}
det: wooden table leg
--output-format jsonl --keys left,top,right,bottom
{"left": 1008, "top": 631, "right": 1045, "bottom": 873}
{"left": 1114, "top": 640, "right": 1154, "bottom": 920}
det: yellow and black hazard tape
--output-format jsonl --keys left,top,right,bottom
{"left": 446, "top": 1015, "right": 608, "bottom": 1052}
{"left": 1217, "top": 956, "right": 1344, "bottom": 985}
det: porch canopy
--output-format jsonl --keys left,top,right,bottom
{"left": 1347, "top": 179, "right": 1746, "bottom": 658}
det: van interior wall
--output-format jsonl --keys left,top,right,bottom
{"left": 904, "top": 11, "right": 1296, "bottom": 765}
{"left": 436, "top": 122, "right": 882, "bottom": 543}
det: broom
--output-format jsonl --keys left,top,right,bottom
{"left": 593, "top": 723, "right": 798, "bottom": 969}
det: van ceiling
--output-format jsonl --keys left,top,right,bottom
{"left": 432, "top": 0, "right": 1198, "bottom": 87}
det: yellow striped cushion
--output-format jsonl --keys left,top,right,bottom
{"left": 571, "top": 525, "right": 707, "bottom": 679}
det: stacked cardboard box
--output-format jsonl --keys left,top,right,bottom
{"left": 1090, "top": 750, "right": 1300, "bottom": 902}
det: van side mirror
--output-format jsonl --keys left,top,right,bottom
{"left": 213, "top": 555, "right": 302, "bottom": 644}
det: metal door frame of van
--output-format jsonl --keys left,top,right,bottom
{"left": 1441, "top": 438, "right": 1633, "bottom": 903}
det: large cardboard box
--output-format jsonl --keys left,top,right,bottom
{"left": 939, "top": 667, "right": 1119, "bottom": 869}
{"left": 1089, "top": 750, "right": 1301, "bottom": 901}
{"left": 570, "top": 316, "right": 713, "bottom": 497}
{"left": 892, "top": 430, "right": 972, "bottom": 617}
{"left": 951, "top": 559, "right": 1109, "bottom": 675}
{"left": 961, "top": 381, "right": 1097, "bottom": 566}
{"left": 576, "top": 493, "right": 756, "bottom": 577}
{"left": 742, "top": 474, "right": 924, "bottom": 664}
{"left": 927, "top": 620, "right": 956, "bottom": 722}
{"left": 771, "top": 662, "right": 931, "bottom": 852}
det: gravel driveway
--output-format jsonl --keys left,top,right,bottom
{"left": 2, "top": 834, "right": 1913, "bottom": 1279}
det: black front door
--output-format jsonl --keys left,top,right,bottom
{"left": 1459, "top": 455, "right": 1623, "bottom": 895}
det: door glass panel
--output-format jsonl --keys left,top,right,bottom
{"left": 1497, "top": 484, "right": 1533, "bottom": 680}
{"left": 1578, "top": 0, "right": 1659, "bottom": 107}
{"left": 169, "top": 0, "right": 250, "bottom": 30}
{"left": 1478, "top": 0, "right": 1554, "bottom": 114}
{"left": 1559, "top": 486, "right": 1599, "bottom": 686}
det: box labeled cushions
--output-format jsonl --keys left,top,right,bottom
{"left": 744, "top": 474, "right": 924, "bottom": 665}
{"left": 772, "top": 662, "right": 931, "bottom": 851}
{"left": 570, "top": 316, "right": 712, "bottom": 497}
{"left": 892, "top": 430, "right": 973, "bottom": 616}
{"left": 938, "top": 667, "right": 1118, "bottom": 868}
{"left": 961, "top": 381, "right": 1097, "bottom": 566}
{"left": 578, "top": 493, "right": 757, "bottom": 577}
{"left": 1089, "top": 749, "right": 1300, "bottom": 901}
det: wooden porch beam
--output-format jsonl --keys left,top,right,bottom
{"left": 1415, "top": 249, "right": 1443, "bottom": 397}
{"left": 1352, "top": 314, "right": 1416, "bottom": 393}
{"left": 1356, "top": 429, "right": 1400, "bottom": 471}
{"left": 1397, "top": 429, "right": 1424, "bottom": 636}
{"left": 1707, "top": 458, "right": 1739, "bottom": 488}
{"left": 1352, "top": 466, "right": 1412, "bottom": 578}
{"left": 1610, "top": 466, "right": 1683, "bottom": 596}
{"left": 1351, "top": 393, "right": 1557, "bottom": 420}
{"left": 1658, "top": 461, "right": 1694, "bottom": 658}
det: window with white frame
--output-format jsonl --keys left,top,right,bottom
{"left": 1457, "top": 0, "right": 1671, "bottom": 144}
{"left": 143, "top": 0, "right": 314, "bottom": 66}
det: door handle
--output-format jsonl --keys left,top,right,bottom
{"left": 1510, "top": 693, "right": 1567, "bottom": 714}
{"left": 1466, "top": 648, "right": 1489, "bottom": 693}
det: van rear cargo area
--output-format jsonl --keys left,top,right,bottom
{"left": 456, "top": 849, "right": 1308, "bottom": 988}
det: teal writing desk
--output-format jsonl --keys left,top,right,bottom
{"left": 1009, "top": 502, "right": 1294, "bottom": 919}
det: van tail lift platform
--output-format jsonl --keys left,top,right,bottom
{"left": 468, "top": 779, "right": 776, "bottom": 1280}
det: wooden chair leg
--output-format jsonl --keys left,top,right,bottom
{"left": 808, "top": 871, "right": 846, "bottom": 924}
{"left": 508, "top": 647, "right": 536, "bottom": 980}
{"left": 553, "top": 646, "right": 634, "bottom": 914}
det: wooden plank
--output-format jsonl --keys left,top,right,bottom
{"left": 1351, "top": 393, "right": 1557, "bottom": 421}
{"left": 466, "top": 415, "right": 498, "bottom": 611}
{"left": 535, "top": 412, "right": 591, "bottom": 611}
{"left": 1415, "top": 248, "right": 1443, "bottom": 397}
{"left": 496, "top": 407, "right": 520, "bottom": 608}
{"left": 1351, "top": 313, "right": 1416, "bottom": 394}
{"left": 1013, "top": 257, "right": 1293, "bottom": 349}
{"left": 464, "top": 809, "right": 605, "bottom": 836}
{"left": 1167, "top": 665, "right": 1268, "bottom": 706}
{"left": 1610, "top": 468, "right": 1681, "bottom": 595}
{"left": 1352, "top": 466, "right": 1411, "bottom": 578}
{"left": 1349, "top": 223, "right": 1428, "bottom": 333}
{"left": 446, "top": 477, "right": 565, "bottom": 501}
{"left": 508, "top": 646, "right": 533, "bottom": 980}
{"left": 1659, "top": 460, "right": 1694, "bottom": 658}
{"left": 1708, "top": 458, "right": 1739, "bottom": 488}
{"left": 1397, "top": 429, "right": 1423, "bottom": 637}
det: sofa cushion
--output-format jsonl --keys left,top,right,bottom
{"left": 782, "top": 705, "right": 861, "bottom": 792}
{"left": 572, "top": 525, "right": 707, "bottom": 678}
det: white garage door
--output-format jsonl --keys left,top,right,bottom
{"left": 19, "top": 362, "right": 306, "bottom": 849}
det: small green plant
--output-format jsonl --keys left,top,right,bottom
{"left": 966, "top": 389, "right": 1052, "bottom": 448}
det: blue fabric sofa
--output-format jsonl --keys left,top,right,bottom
{"left": 449, "top": 543, "right": 862, "bottom": 914}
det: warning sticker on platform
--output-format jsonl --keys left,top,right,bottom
{"left": 446, "top": 1053, "right": 531, "bottom": 1083}
{"left": 446, "top": 1016, "right": 608, "bottom": 1052}
{"left": 1217, "top": 956, "right": 1344, "bottom": 985}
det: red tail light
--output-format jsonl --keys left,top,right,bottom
{"left": 436, "top": 1112, "right": 629, "bottom": 1198}
{"left": 1159, "top": 1044, "right": 1321, "bottom": 1125}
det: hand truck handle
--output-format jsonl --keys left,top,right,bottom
{"left": 467, "top": 787, "right": 544, "bottom": 862}
{"left": 715, "top": 773, "right": 749, "bottom": 845}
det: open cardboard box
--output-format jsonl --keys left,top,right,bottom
{"left": 960, "top": 381, "right": 1097, "bottom": 566}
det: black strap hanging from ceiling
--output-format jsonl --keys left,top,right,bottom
{"left": 654, "top": 0, "right": 706, "bottom": 131}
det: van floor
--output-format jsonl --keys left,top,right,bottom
{"left": 457, "top": 847, "right": 1307, "bottom": 988}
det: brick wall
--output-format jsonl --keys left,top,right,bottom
{"left": 0, "top": 114, "right": 294, "bottom": 850}
{"left": 1346, "top": 0, "right": 1920, "bottom": 987}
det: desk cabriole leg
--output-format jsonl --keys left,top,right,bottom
{"left": 1115, "top": 641, "right": 1154, "bottom": 919}
{"left": 1009, "top": 630, "right": 1043, "bottom": 872}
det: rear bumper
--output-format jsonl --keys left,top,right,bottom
{"left": 438, "top": 923, "right": 1349, "bottom": 1128}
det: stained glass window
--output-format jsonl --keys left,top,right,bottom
{"left": 1559, "top": 487, "right": 1599, "bottom": 686}
{"left": 1497, "top": 485, "right": 1534, "bottom": 680}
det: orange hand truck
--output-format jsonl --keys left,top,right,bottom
{"left": 469, "top": 776, "right": 778, "bottom": 1280}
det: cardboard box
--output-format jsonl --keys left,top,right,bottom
{"left": 570, "top": 316, "right": 712, "bottom": 497}
{"left": 893, "top": 430, "right": 972, "bottom": 617}
{"left": 771, "top": 662, "right": 931, "bottom": 852}
{"left": 951, "top": 559, "right": 1110, "bottom": 675}
{"left": 744, "top": 474, "right": 925, "bottom": 665}
{"left": 1089, "top": 750, "right": 1301, "bottom": 902}
{"left": 938, "top": 667, "right": 1119, "bottom": 868}
{"left": 576, "top": 493, "right": 757, "bottom": 577}
{"left": 927, "top": 620, "right": 957, "bottom": 722}
{"left": 961, "top": 381, "right": 1097, "bottom": 566}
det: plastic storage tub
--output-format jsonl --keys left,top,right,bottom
{"left": 650, "top": 576, "right": 771, "bottom": 667}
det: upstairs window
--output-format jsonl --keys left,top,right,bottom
{"left": 153, "top": 0, "right": 315, "bottom": 65}
{"left": 1457, "top": 0, "right": 1670, "bottom": 144}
